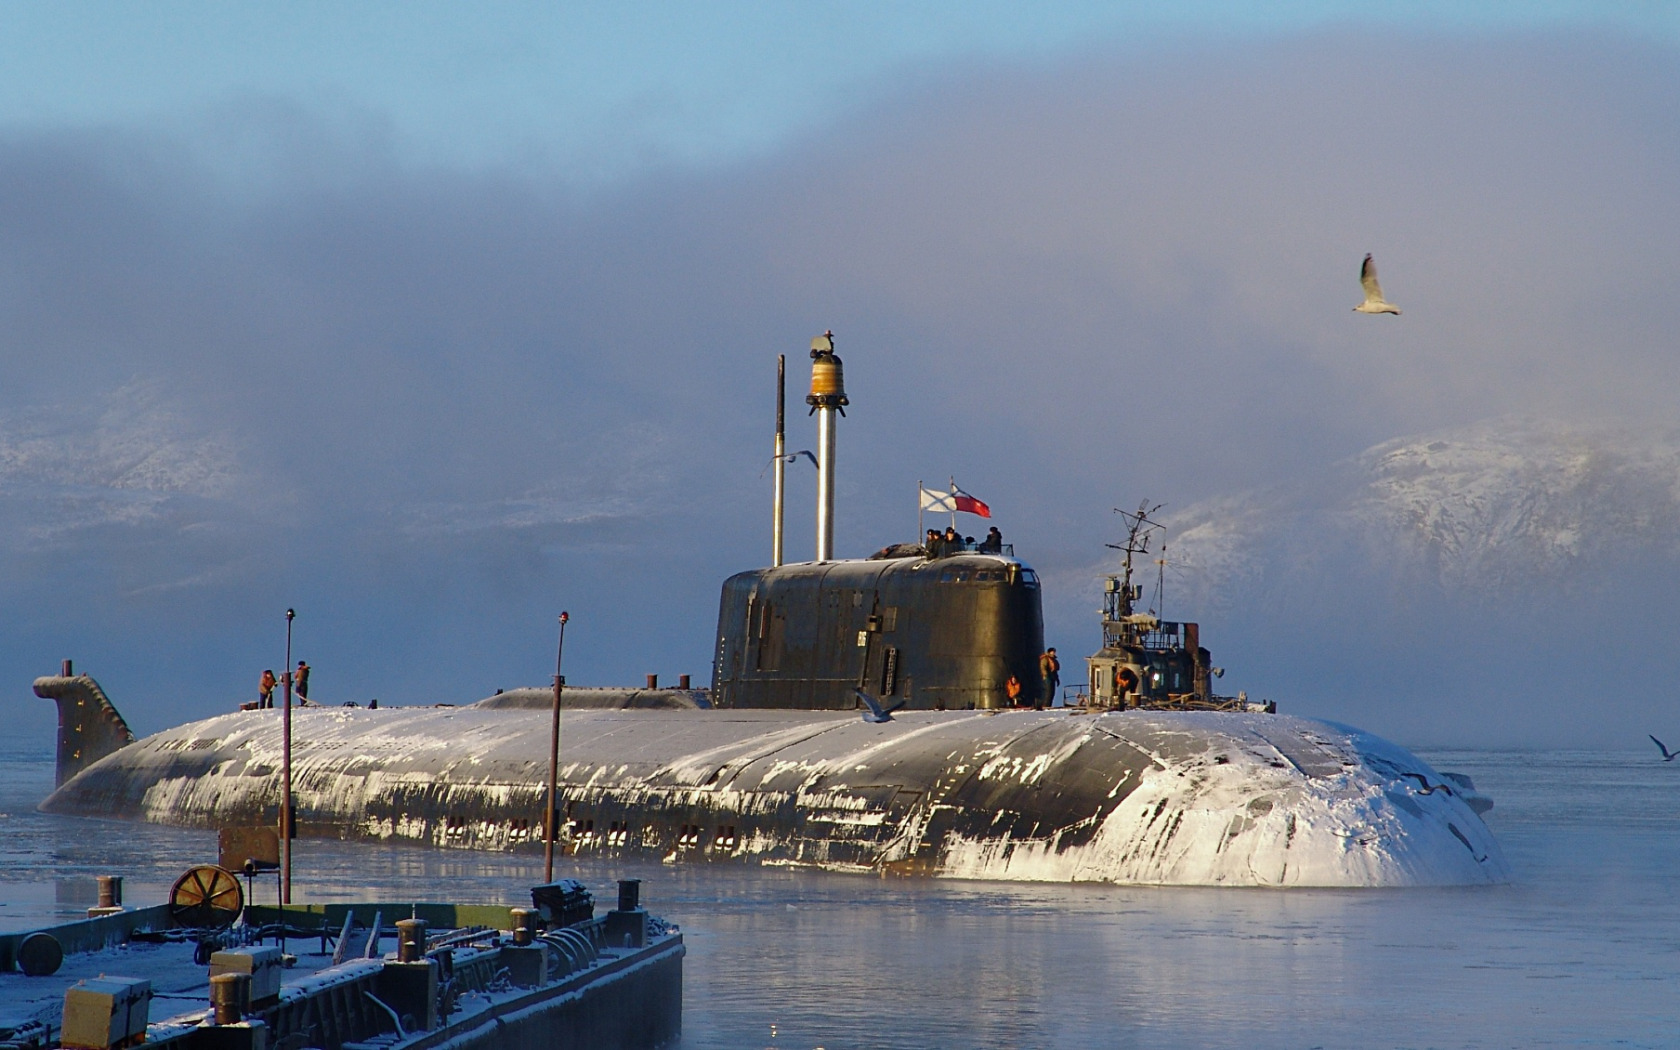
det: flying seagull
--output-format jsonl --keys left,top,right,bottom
{"left": 1353, "top": 253, "right": 1401, "bottom": 315}
{"left": 759, "top": 449, "right": 818, "bottom": 477}
{"left": 854, "top": 687, "right": 905, "bottom": 724}
{"left": 1650, "top": 735, "right": 1679, "bottom": 761}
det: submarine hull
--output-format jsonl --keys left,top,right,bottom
{"left": 42, "top": 705, "right": 1508, "bottom": 887}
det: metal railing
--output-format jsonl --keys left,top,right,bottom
{"left": 926, "top": 540, "right": 1013, "bottom": 558}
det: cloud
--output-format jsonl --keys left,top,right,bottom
{"left": 0, "top": 29, "right": 1674, "bottom": 745}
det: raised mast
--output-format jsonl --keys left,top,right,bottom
{"left": 772, "top": 354, "right": 786, "bottom": 567}
{"left": 806, "top": 331, "right": 846, "bottom": 562}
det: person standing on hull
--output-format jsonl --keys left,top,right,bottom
{"left": 295, "top": 660, "right": 311, "bottom": 703}
{"left": 258, "top": 669, "right": 278, "bottom": 709}
{"left": 1040, "top": 647, "right": 1061, "bottom": 708}
{"left": 1005, "top": 674, "right": 1025, "bottom": 707}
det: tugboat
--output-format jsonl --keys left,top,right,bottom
{"left": 1083, "top": 501, "right": 1271, "bottom": 712}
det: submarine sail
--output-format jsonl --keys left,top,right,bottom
{"left": 712, "top": 553, "right": 1044, "bottom": 711}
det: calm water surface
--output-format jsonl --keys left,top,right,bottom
{"left": 2, "top": 746, "right": 1676, "bottom": 1048}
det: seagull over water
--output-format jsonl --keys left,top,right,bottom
{"left": 1650, "top": 734, "right": 1679, "bottom": 761}
{"left": 1353, "top": 253, "right": 1402, "bottom": 315}
{"left": 758, "top": 449, "right": 818, "bottom": 477}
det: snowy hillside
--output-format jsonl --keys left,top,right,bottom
{"left": 1156, "top": 418, "right": 1680, "bottom": 607}
{"left": 0, "top": 381, "right": 246, "bottom": 543}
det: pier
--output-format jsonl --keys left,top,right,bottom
{"left": 0, "top": 875, "right": 682, "bottom": 1050}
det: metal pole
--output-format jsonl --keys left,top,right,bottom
{"left": 773, "top": 355, "right": 785, "bottom": 568}
{"left": 544, "top": 611, "right": 569, "bottom": 883}
{"left": 816, "top": 405, "right": 835, "bottom": 561}
{"left": 805, "top": 331, "right": 844, "bottom": 563}
{"left": 281, "top": 608, "right": 294, "bottom": 905}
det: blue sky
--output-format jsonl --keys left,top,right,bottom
{"left": 1, "top": 2, "right": 1673, "bottom": 175}
{"left": 2, "top": 4, "right": 1678, "bottom": 746}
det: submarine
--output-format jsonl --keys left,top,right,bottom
{"left": 32, "top": 335, "right": 1509, "bottom": 887}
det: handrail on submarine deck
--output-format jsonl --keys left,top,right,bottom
{"left": 925, "top": 540, "right": 1013, "bottom": 558}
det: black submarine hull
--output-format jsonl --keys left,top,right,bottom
{"left": 40, "top": 698, "right": 1508, "bottom": 887}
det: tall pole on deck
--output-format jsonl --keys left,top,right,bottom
{"left": 807, "top": 331, "right": 846, "bottom": 563}
{"left": 281, "top": 608, "right": 294, "bottom": 905}
{"left": 772, "top": 355, "right": 785, "bottom": 567}
{"left": 816, "top": 407, "right": 835, "bottom": 560}
{"left": 544, "top": 611, "right": 569, "bottom": 883}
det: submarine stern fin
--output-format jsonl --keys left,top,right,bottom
{"left": 33, "top": 668, "right": 136, "bottom": 788}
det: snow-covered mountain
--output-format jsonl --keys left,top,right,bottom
{"left": 1160, "top": 417, "right": 1680, "bottom": 608}
{"left": 0, "top": 380, "right": 246, "bottom": 545}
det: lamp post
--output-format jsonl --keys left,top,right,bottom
{"left": 281, "top": 608, "right": 295, "bottom": 905}
{"left": 544, "top": 611, "right": 569, "bottom": 883}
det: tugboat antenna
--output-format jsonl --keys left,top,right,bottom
{"left": 1155, "top": 545, "right": 1168, "bottom": 624}
{"left": 1105, "top": 500, "right": 1165, "bottom": 610}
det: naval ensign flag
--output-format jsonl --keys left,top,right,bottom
{"left": 919, "top": 484, "right": 991, "bottom": 518}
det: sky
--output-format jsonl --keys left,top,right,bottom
{"left": 2, "top": 3, "right": 1677, "bottom": 747}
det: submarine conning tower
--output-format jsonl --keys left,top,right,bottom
{"left": 715, "top": 333, "right": 1044, "bottom": 710}
{"left": 711, "top": 550, "right": 1045, "bottom": 711}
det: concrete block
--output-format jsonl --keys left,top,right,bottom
{"left": 500, "top": 944, "right": 548, "bottom": 988}
{"left": 209, "top": 947, "right": 283, "bottom": 1006}
{"left": 61, "top": 977, "right": 151, "bottom": 1050}
{"left": 376, "top": 960, "right": 438, "bottom": 1032}
{"left": 604, "top": 908, "right": 647, "bottom": 948}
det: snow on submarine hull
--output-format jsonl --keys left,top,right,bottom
{"left": 37, "top": 678, "right": 1508, "bottom": 887}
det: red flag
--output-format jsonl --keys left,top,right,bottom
{"left": 952, "top": 486, "right": 990, "bottom": 518}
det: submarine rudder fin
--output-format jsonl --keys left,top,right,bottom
{"left": 33, "top": 660, "right": 135, "bottom": 788}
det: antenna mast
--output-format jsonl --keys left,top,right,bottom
{"left": 1105, "top": 500, "right": 1164, "bottom": 619}
{"left": 807, "top": 331, "right": 846, "bottom": 562}
{"left": 1155, "top": 544, "right": 1167, "bottom": 621}
{"left": 772, "top": 355, "right": 785, "bottom": 567}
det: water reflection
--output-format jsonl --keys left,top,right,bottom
{"left": 3, "top": 748, "right": 1678, "bottom": 1048}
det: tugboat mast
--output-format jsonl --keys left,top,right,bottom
{"left": 1103, "top": 500, "right": 1163, "bottom": 637}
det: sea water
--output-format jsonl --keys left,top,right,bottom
{"left": 2, "top": 745, "right": 1676, "bottom": 1048}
